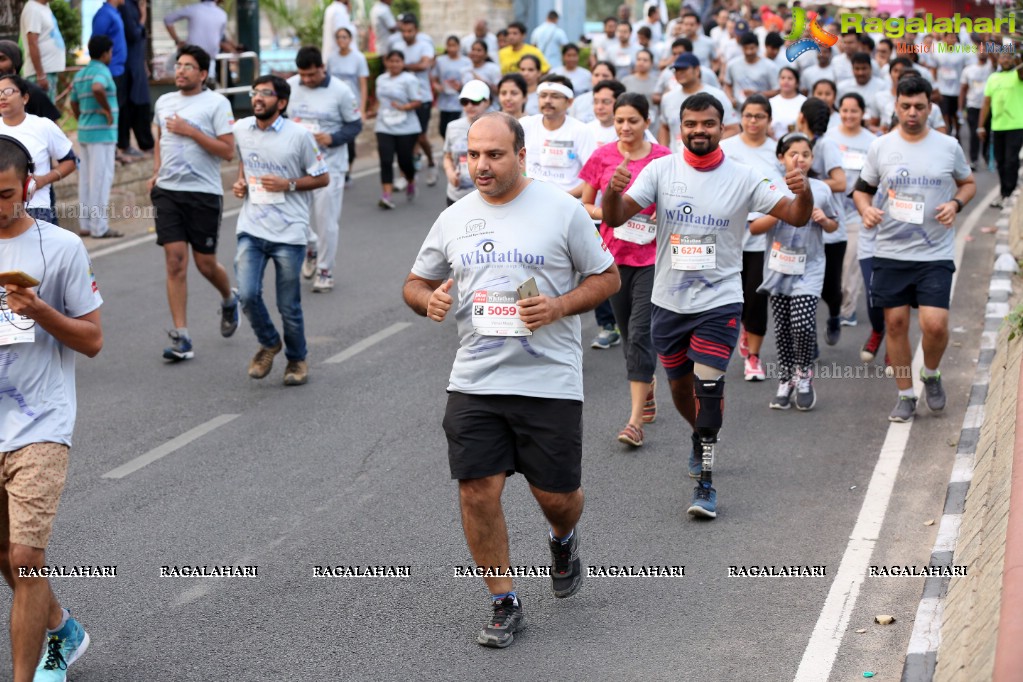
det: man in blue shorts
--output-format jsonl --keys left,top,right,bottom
{"left": 602, "top": 93, "right": 812, "bottom": 518}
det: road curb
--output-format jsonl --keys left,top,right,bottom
{"left": 901, "top": 198, "right": 1019, "bottom": 682}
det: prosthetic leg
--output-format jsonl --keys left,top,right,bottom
{"left": 689, "top": 365, "right": 725, "bottom": 519}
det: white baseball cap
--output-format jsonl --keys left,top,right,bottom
{"left": 459, "top": 80, "right": 491, "bottom": 103}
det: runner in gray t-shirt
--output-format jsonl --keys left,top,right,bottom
{"left": 853, "top": 76, "right": 975, "bottom": 424}
{"left": 404, "top": 112, "right": 618, "bottom": 649}
{"left": 602, "top": 92, "right": 813, "bottom": 520}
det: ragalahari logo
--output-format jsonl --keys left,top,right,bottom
{"left": 784, "top": 7, "right": 839, "bottom": 62}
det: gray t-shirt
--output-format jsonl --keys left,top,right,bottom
{"left": 825, "top": 127, "right": 876, "bottom": 225}
{"left": 286, "top": 74, "right": 361, "bottom": 172}
{"left": 552, "top": 66, "right": 592, "bottom": 96}
{"left": 569, "top": 91, "right": 595, "bottom": 124}
{"left": 724, "top": 57, "right": 779, "bottom": 103}
{"left": 933, "top": 51, "right": 974, "bottom": 96}
{"left": 442, "top": 116, "right": 473, "bottom": 202}
{"left": 154, "top": 90, "right": 235, "bottom": 195}
{"left": 719, "top": 135, "right": 785, "bottom": 252}
{"left": 809, "top": 136, "right": 848, "bottom": 244}
{"left": 759, "top": 178, "right": 840, "bottom": 297}
{"left": 433, "top": 54, "right": 473, "bottom": 112}
{"left": 626, "top": 155, "right": 790, "bottom": 313}
{"left": 690, "top": 34, "right": 717, "bottom": 66}
{"left": 0, "top": 221, "right": 103, "bottom": 451}
{"left": 389, "top": 33, "right": 435, "bottom": 101}
{"left": 410, "top": 181, "right": 614, "bottom": 401}
{"left": 799, "top": 64, "right": 836, "bottom": 93}
{"left": 374, "top": 72, "right": 424, "bottom": 136}
{"left": 234, "top": 116, "right": 329, "bottom": 245}
{"left": 859, "top": 129, "right": 971, "bottom": 262}
{"left": 326, "top": 50, "right": 370, "bottom": 107}
{"left": 836, "top": 77, "right": 888, "bottom": 108}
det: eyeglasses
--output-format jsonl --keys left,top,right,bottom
{"left": 459, "top": 98, "right": 485, "bottom": 106}
{"left": 0, "top": 87, "right": 19, "bottom": 98}
{"left": 742, "top": 113, "right": 768, "bottom": 121}
{"left": 174, "top": 62, "right": 199, "bottom": 72}
{"left": 249, "top": 89, "right": 277, "bottom": 98}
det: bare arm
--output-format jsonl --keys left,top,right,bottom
{"left": 822, "top": 167, "right": 846, "bottom": 194}
{"left": 580, "top": 182, "right": 602, "bottom": 222}
{"left": 977, "top": 95, "right": 991, "bottom": 140}
{"left": 26, "top": 33, "right": 46, "bottom": 87}
{"left": 36, "top": 158, "right": 76, "bottom": 189}
{"left": 4, "top": 288, "right": 103, "bottom": 357}
{"left": 403, "top": 273, "right": 451, "bottom": 319}
{"left": 747, "top": 215, "right": 778, "bottom": 235}
{"left": 657, "top": 122, "right": 670, "bottom": 147}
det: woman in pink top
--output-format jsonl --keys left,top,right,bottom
{"left": 580, "top": 92, "right": 671, "bottom": 448}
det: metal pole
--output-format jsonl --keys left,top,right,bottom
{"left": 236, "top": 0, "right": 259, "bottom": 85}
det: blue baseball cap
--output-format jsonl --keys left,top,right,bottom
{"left": 673, "top": 53, "right": 701, "bottom": 70}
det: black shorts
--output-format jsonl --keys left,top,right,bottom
{"left": 871, "top": 257, "right": 955, "bottom": 309}
{"left": 442, "top": 392, "right": 582, "bottom": 493}
{"left": 939, "top": 94, "right": 959, "bottom": 119}
{"left": 415, "top": 102, "right": 432, "bottom": 135}
{"left": 151, "top": 186, "right": 223, "bottom": 254}
{"left": 651, "top": 302, "right": 742, "bottom": 379}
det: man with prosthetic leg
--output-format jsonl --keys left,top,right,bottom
{"left": 602, "top": 93, "right": 813, "bottom": 518}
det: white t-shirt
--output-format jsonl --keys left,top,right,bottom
{"left": 162, "top": 1, "right": 227, "bottom": 76}
{"left": 960, "top": 62, "right": 992, "bottom": 110}
{"left": 568, "top": 92, "right": 594, "bottom": 124}
{"left": 799, "top": 64, "right": 836, "bottom": 94}
{"left": 442, "top": 116, "right": 474, "bottom": 202}
{"left": 933, "top": 51, "right": 974, "bottom": 97}
{"left": 322, "top": 1, "right": 356, "bottom": 59}
{"left": 551, "top": 66, "right": 593, "bottom": 96}
{"left": 20, "top": 0, "right": 65, "bottom": 77}
{"left": 0, "top": 220, "right": 102, "bottom": 451}
{"left": 370, "top": 1, "right": 396, "bottom": 47}
{"left": 0, "top": 115, "right": 73, "bottom": 209}
{"left": 768, "top": 93, "right": 807, "bottom": 140}
{"left": 724, "top": 57, "right": 780, "bottom": 103}
{"left": 410, "top": 181, "right": 614, "bottom": 401}
{"left": 521, "top": 115, "right": 596, "bottom": 194}
{"left": 153, "top": 89, "right": 235, "bottom": 195}
{"left": 626, "top": 155, "right": 790, "bottom": 313}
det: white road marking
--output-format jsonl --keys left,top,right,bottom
{"left": 950, "top": 453, "right": 975, "bottom": 484}
{"left": 793, "top": 184, "right": 998, "bottom": 681}
{"left": 89, "top": 233, "right": 155, "bottom": 259}
{"left": 907, "top": 597, "right": 944, "bottom": 654}
{"left": 324, "top": 322, "right": 412, "bottom": 364}
{"left": 102, "top": 414, "right": 240, "bottom": 479}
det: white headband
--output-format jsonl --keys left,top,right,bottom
{"left": 537, "top": 82, "right": 574, "bottom": 99}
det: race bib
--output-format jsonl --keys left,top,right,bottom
{"left": 248, "top": 178, "right": 285, "bottom": 205}
{"left": 840, "top": 146, "right": 865, "bottom": 171}
{"left": 613, "top": 213, "right": 656, "bottom": 245}
{"left": 471, "top": 290, "right": 531, "bottom": 337}
{"left": 540, "top": 140, "right": 574, "bottom": 168}
{"left": 381, "top": 106, "right": 409, "bottom": 127}
{"left": 670, "top": 234, "right": 716, "bottom": 270}
{"left": 294, "top": 117, "right": 320, "bottom": 133}
{"left": 887, "top": 189, "right": 925, "bottom": 225}
{"left": 768, "top": 241, "right": 807, "bottom": 275}
{"left": 614, "top": 53, "right": 633, "bottom": 68}
{"left": 938, "top": 66, "right": 957, "bottom": 84}
{"left": 457, "top": 153, "right": 472, "bottom": 189}
{"left": 0, "top": 307, "right": 35, "bottom": 345}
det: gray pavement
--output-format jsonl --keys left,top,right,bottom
{"left": 0, "top": 164, "right": 1004, "bottom": 681}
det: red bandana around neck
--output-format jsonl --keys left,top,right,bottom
{"left": 683, "top": 146, "right": 725, "bottom": 171}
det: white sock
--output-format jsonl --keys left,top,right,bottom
{"left": 47, "top": 608, "right": 70, "bottom": 634}
{"left": 922, "top": 366, "right": 939, "bottom": 378}
{"left": 222, "top": 292, "right": 236, "bottom": 306}
{"left": 899, "top": 388, "right": 916, "bottom": 399}
{"left": 176, "top": 327, "right": 189, "bottom": 340}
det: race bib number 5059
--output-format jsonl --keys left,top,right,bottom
{"left": 471, "top": 290, "right": 531, "bottom": 336}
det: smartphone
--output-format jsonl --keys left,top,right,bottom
{"left": 0, "top": 271, "right": 40, "bottom": 288}
{"left": 516, "top": 276, "right": 539, "bottom": 300}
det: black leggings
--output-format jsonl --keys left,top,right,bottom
{"left": 741, "top": 249, "right": 769, "bottom": 337}
{"left": 822, "top": 241, "right": 846, "bottom": 318}
{"left": 608, "top": 265, "right": 657, "bottom": 382}
{"left": 770, "top": 294, "right": 818, "bottom": 382}
{"left": 859, "top": 257, "right": 885, "bottom": 334}
{"left": 439, "top": 110, "right": 462, "bottom": 140}
{"left": 376, "top": 132, "right": 418, "bottom": 185}
{"left": 993, "top": 129, "right": 1023, "bottom": 200}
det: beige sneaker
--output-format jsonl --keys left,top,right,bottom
{"left": 248, "top": 342, "right": 283, "bottom": 379}
{"left": 283, "top": 360, "right": 308, "bottom": 386}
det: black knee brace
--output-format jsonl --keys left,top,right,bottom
{"left": 694, "top": 377, "right": 725, "bottom": 442}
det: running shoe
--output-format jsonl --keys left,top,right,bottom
{"left": 248, "top": 341, "right": 282, "bottom": 379}
{"left": 738, "top": 327, "right": 749, "bottom": 358}
{"left": 990, "top": 197, "right": 1004, "bottom": 209}
{"left": 301, "top": 250, "right": 317, "bottom": 279}
{"left": 393, "top": 175, "right": 407, "bottom": 191}
{"left": 688, "top": 431, "right": 703, "bottom": 478}
{"left": 889, "top": 395, "right": 917, "bottom": 422}
{"left": 424, "top": 165, "right": 438, "bottom": 186}
{"left": 861, "top": 330, "right": 883, "bottom": 363}
{"left": 617, "top": 423, "right": 643, "bottom": 447}
{"left": 406, "top": 181, "right": 416, "bottom": 202}
{"left": 163, "top": 330, "right": 194, "bottom": 362}
{"left": 769, "top": 379, "right": 794, "bottom": 410}
{"left": 839, "top": 313, "right": 857, "bottom": 327}
{"left": 825, "top": 316, "right": 841, "bottom": 345}
{"left": 795, "top": 370, "right": 816, "bottom": 411}
{"left": 687, "top": 480, "right": 717, "bottom": 518}
{"left": 921, "top": 370, "right": 946, "bottom": 411}
{"left": 379, "top": 194, "right": 395, "bottom": 209}
{"left": 312, "top": 271, "right": 334, "bottom": 293}
{"left": 220, "top": 289, "right": 239, "bottom": 338}
{"left": 642, "top": 377, "right": 657, "bottom": 423}
{"left": 344, "top": 174, "right": 353, "bottom": 188}
{"left": 413, "top": 153, "right": 423, "bottom": 172}
{"left": 477, "top": 596, "right": 523, "bottom": 648}
{"left": 590, "top": 324, "right": 621, "bottom": 349}
{"left": 35, "top": 615, "right": 89, "bottom": 682}
{"left": 549, "top": 531, "right": 582, "bottom": 598}
{"left": 744, "top": 354, "right": 766, "bottom": 381}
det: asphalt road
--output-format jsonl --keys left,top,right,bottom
{"left": 0, "top": 165, "right": 1003, "bottom": 681}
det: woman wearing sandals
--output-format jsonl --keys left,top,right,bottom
{"left": 579, "top": 92, "right": 671, "bottom": 447}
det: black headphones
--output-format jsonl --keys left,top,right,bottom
{"left": 0, "top": 134, "right": 37, "bottom": 202}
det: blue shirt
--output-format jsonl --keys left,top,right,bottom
{"left": 92, "top": 3, "right": 126, "bottom": 76}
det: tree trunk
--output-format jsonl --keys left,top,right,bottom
{"left": 1, "top": 0, "right": 26, "bottom": 43}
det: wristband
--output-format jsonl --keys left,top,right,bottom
{"left": 952, "top": 198, "right": 964, "bottom": 213}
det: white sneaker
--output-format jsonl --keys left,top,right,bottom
{"left": 425, "top": 166, "right": 438, "bottom": 186}
{"left": 393, "top": 175, "right": 407, "bottom": 191}
{"left": 743, "top": 355, "right": 766, "bottom": 381}
{"left": 301, "top": 250, "right": 317, "bottom": 279}
{"left": 312, "top": 271, "right": 334, "bottom": 293}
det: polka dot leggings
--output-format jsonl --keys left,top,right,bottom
{"left": 770, "top": 294, "right": 818, "bottom": 382}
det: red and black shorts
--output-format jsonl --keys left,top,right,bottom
{"left": 651, "top": 302, "right": 742, "bottom": 379}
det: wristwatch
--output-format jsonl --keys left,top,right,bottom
{"left": 288, "top": 180, "right": 297, "bottom": 192}
{"left": 952, "top": 198, "right": 964, "bottom": 213}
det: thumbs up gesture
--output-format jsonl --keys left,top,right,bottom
{"left": 607, "top": 155, "right": 632, "bottom": 194}
{"left": 427, "top": 278, "right": 455, "bottom": 322}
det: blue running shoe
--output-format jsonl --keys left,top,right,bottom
{"left": 163, "top": 330, "right": 194, "bottom": 361}
{"left": 687, "top": 432, "right": 703, "bottom": 478}
{"left": 687, "top": 480, "right": 717, "bottom": 519}
{"left": 35, "top": 615, "right": 89, "bottom": 681}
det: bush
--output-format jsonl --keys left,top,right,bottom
{"left": 392, "top": 0, "right": 421, "bottom": 18}
{"left": 50, "top": 0, "right": 80, "bottom": 66}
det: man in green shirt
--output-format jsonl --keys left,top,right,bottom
{"left": 979, "top": 52, "right": 1023, "bottom": 209}
{"left": 70, "top": 35, "right": 122, "bottom": 238}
